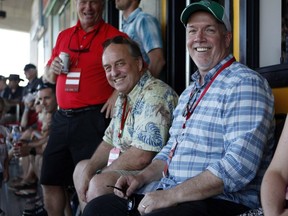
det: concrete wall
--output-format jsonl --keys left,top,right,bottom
{"left": 139, "top": 0, "right": 161, "bottom": 21}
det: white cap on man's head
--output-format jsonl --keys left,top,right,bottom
{"left": 180, "top": 0, "right": 231, "bottom": 32}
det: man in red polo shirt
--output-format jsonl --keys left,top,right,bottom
{"left": 41, "top": 0, "right": 127, "bottom": 215}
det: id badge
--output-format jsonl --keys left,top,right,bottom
{"left": 107, "top": 147, "right": 121, "bottom": 166}
{"left": 65, "top": 68, "right": 81, "bottom": 92}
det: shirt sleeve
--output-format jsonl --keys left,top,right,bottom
{"left": 136, "top": 13, "right": 163, "bottom": 53}
{"left": 206, "top": 76, "right": 274, "bottom": 192}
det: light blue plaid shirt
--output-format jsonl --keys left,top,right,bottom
{"left": 121, "top": 8, "right": 163, "bottom": 65}
{"left": 143, "top": 55, "right": 275, "bottom": 209}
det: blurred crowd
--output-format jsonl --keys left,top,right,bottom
{"left": 0, "top": 64, "right": 55, "bottom": 215}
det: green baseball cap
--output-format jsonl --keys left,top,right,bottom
{"left": 180, "top": 0, "right": 231, "bottom": 32}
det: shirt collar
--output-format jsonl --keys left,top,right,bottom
{"left": 126, "top": 70, "right": 151, "bottom": 104}
{"left": 122, "top": 8, "right": 142, "bottom": 25}
{"left": 191, "top": 54, "right": 234, "bottom": 87}
{"left": 74, "top": 19, "right": 104, "bottom": 32}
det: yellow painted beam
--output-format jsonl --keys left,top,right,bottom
{"left": 233, "top": 0, "right": 240, "bottom": 61}
{"left": 273, "top": 87, "right": 288, "bottom": 114}
{"left": 161, "top": 0, "right": 167, "bottom": 40}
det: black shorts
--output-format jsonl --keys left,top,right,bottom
{"left": 40, "top": 106, "right": 110, "bottom": 186}
{"left": 83, "top": 194, "right": 250, "bottom": 216}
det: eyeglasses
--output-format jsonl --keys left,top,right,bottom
{"left": 68, "top": 29, "right": 98, "bottom": 53}
{"left": 106, "top": 185, "right": 135, "bottom": 215}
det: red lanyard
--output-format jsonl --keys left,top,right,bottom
{"left": 118, "top": 97, "right": 131, "bottom": 138}
{"left": 163, "top": 57, "right": 236, "bottom": 177}
{"left": 182, "top": 57, "right": 236, "bottom": 128}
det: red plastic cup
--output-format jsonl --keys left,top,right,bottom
{"left": 14, "top": 142, "right": 22, "bottom": 147}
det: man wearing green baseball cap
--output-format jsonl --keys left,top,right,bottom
{"left": 180, "top": 0, "right": 231, "bottom": 31}
{"left": 81, "top": 1, "right": 274, "bottom": 215}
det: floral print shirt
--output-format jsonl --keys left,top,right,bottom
{"left": 103, "top": 71, "right": 178, "bottom": 153}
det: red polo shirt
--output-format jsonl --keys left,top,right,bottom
{"left": 47, "top": 19, "right": 127, "bottom": 109}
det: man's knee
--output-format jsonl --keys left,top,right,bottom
{"left": 86, "top": 172, "right": 120, "bottom": 201}
{"left": 73, "top": 159, "right": 89, "bottom": 185}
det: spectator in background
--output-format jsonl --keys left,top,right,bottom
{"left": 0, "top": 76, "right": 10, "bottom": 126}
{"left": 261, "top": 114, "right": 288, "bottom": 216}
{"left": 6, "top": 92, "right": 39, "bottom": 177}
{"left": 41, "top": 0, "right": 127, "bottom": 215}
{"left": 0, "top": 97, "right": 9, "bottom": 216}
{"left": 6, "top": 74, "right": 24, "bottom": 103}
{"left": 20, "top": 92, "right": 38, "bottom": 130}
{"left": 9, "top": 91, "right": 45, "bottom": 180}
{"left": 0, "top": 75, "right": 9, "bottom": 98}
{"left": 82, "top": 1, "right": 275, "bottom": 216}
{"left": 22, "top": 63, "right": 42, "bottom": 97}
{"left": 0, "top": 97, "right": 6, "bottom": 124}
{"left": 12, "top": 83, "right": 57, "bottom": 196}
{"left": 2, "top": 74, "right": 24, "bottom": 124}
{"left": 115, "top": 0, "right": 165, "bottom": 78}
{"left": 8, "top": 92, "right": 42, "bottom": 187}
{"left": 7, "top": 95, "right": 42, "bottom": 182}
{"left": 10, "top": 83, "right": 57, "bottom": 216}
